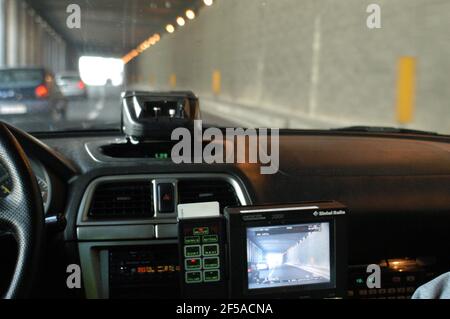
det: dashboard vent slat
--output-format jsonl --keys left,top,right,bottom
{"left": 178, "top": 179, "right": 241, "bottom": 212}
{"left": 88, "top": 181, "right": 154, "bottom": 219}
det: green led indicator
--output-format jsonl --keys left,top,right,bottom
{"left": 155, "top": 153, "right": 169, "bottom": 159}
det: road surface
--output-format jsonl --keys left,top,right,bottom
{"left": 249, "top": 264, "right": 329, "bottom": 290}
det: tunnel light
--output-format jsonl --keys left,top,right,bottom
{"left": 166, "top": 24, "right": 175, "bottom": 33}
{"left": 122, "top": 33, "right": 162, "bottom": 64}
{"left": 203, "top": 0, "right": 213, "bottom": 6}
{"left": 186, "top": 9, "right": 196, "bottom": 20}
{"left": 139, "top": 42, "right": 150, "bottom": 51}
{"left": 177, "top": 17, "right": 186, "bottom": 27}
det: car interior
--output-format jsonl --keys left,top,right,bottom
{"left": 1, "top": 0, "right": 450, "bottom": 301}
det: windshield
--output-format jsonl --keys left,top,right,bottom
{"left": 0, "top": 0, "right": 449, "bottom": 134}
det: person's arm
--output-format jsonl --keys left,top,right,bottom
{"left": 412, "top": 272, "right": 450, "bottom": 299}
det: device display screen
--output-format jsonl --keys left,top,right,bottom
{"left": 246, "top": 222, "right": 331, "bottom": 290}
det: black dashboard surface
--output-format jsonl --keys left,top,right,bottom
{"left": 25, "top": 130, "right": 450, "bottom": 266}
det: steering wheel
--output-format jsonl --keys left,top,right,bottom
{"left": 0, "top": 122, "right": 44, "bottom": 299}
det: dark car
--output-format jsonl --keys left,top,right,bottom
{"left": 248, "top": 262, "right": 262, "bottom": 285}
{"left": 0, "top": 68, "right": 67, "bottom": 121}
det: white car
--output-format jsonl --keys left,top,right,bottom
{"left": 256, "top": 263, "right": 269, "bottom": 271}
{"left": 55, "top": 72, "right": 87, "bottom": 99}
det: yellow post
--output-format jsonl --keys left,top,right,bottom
{"left": 149, "top": 74, "right": 155, "bottom": 86}
{"left": 396, "top": 57, "right": 417, "bottom": 124}
{"left": 169, "top": 74, "right": 177, "bottom": 88}
{"left": 212, "top": 70, "right": 221, "bottom": 95}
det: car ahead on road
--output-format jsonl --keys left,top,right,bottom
{"left": 256, "top": 262, "right": 270, "bottom": 271}
{"left": 0, "top": 68, "right": 67, "bottom": 121}
{"left": 248, "top": 262, "right": 262, "bottom": 284}
{"left": 55, "top": 72, "right": 88, "bottom": 99}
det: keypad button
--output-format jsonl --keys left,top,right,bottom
{"left": 184, "top": 236, "right": 201, "bottom": 245}
{"left": 202, "top": 244, "right": 219, "bottom": 256}
{"left": 387, "top": 288, "right": 397, "bottom": 294}
{"left": 203, "top": 235, "right": 219, "bottom": 243}
{"left": 184, "top": 245, "right": 201, "bottom": 258}
{"left": 397, "top": 287, "right": 406, "bottom": 294}
{"left": 185, "top": 271, "right": 202, "bottom": 284}
{"left": 204, "top": 270, "right": 220, "bottom": 282}
{"left": 185, "top": 258, "right": 202, "bottom": 270}
{"left": 406, "top": 276, "right": 416, "bottom": 283}
{"left": 203, "top": 257, "right": 220, "bottom": 269}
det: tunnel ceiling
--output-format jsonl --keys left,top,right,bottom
{"left": 26, "top": 0, "right": 202, "bottom": 56}
{"left": 252, "top": 233, "right": 308, "bottom": 254}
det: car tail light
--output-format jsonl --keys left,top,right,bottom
{"left": 77, "top": 81, "right": 86, "bottom": 90}
{"left": 35, "top": 84, "right": 49, "bottom": 98}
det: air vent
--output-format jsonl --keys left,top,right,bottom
{"left": 178, "top": 179, "right": 241, "bottom": 212}
{"left": 88, "top": 181, "right": 154, "bottom": 219}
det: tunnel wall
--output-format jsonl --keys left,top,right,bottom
{"left": 247, "top": 238, "right": 264, "bottom": 264}
{"left": 133, "top": 0, "right": 450, "bottom": 132}
{"left": 0, "top": 0, "right": 67, "bottom": 72}
{"left": 284, "top": 223, "right": 330, "bottom": 278}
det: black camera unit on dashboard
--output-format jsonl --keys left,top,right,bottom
{"left": 121, "top": 91, "right": 201, "bottom": 141}
{"left": 178, "top": 201, "right": 348, "bottom": 299}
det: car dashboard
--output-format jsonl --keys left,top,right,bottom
{"left": 3, "top": 127, "right": 450, "bottom": 300}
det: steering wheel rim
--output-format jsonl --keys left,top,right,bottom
{"left": 0, "top": 122, "right": 44, "bottom": 299}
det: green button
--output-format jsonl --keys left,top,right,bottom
{"left": 203, "top": 257, "right": 220, "bottom": 269}
{"left": 185, "top": 236, "right": 201, "bottom": 245}
{"left": 204, "top": 270, "right": 220, "bottom": 282}
{"left": 184, "top": 245, "right": 201, "bottom": 258}
{"left": 185, "top": 271, "right": 202, "bottom": 284}
{"left": 203, "top": 235, "right": 218, "bottom": 243}
{"left": 193, "top": 227, "right": 209, "bottom": 236}
{"left": 185, "top": 258, "right": 202, "bottom": 270}
{"left": 202, "top": 244, "right": 219, "bottom": 256}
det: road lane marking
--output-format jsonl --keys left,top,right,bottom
{"left": 87, "top": 89, "right": 106, "bottom": 120}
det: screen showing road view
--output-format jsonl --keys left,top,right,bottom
{"left": 247, "top": 223, "right": 331, "bottom": 290}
